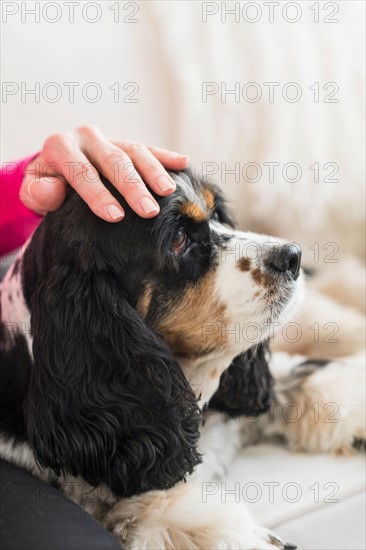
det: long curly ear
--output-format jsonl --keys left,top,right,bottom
{"left": 208, "top": 341, "right": 274, "bottom": 418}
{"left": 25, "top": 259, "right": 201, "bottom": 497}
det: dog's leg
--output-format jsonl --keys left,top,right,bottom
{"left": 260, "top": 352, "right": 366, "bottom": 454}
{"left": 103, "top": 482, "right": 296, "bottom": 550}
{"left": 272, "top": 288, "right": 365, "bottom": 359}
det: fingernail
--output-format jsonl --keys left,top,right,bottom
{"left": 27, "top": 177, "right": 60, "bottom": 198}
{"left": 171, "top": 153, "right": 188, "bottom": 160}
{"left": 157, "top": 175, "right": 175, "bottom": 192}
{"left": 107, "top": 204, "right": 125, "bottom": 220}
{"left": 140, "top": 197, "right": 159, "bottom": 214}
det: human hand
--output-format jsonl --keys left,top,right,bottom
{"left": 20, "top": 125, "right": 189, "bottom": 221}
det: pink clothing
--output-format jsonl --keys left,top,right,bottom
{"left": 0, "top": 155, "right": 42, "bottom": 257}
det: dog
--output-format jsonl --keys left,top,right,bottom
{"left": 1, "top": 168, "right": 364, "bottom": 549}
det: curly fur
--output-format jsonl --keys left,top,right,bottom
{"left": 21, "top": 204, "right": 202, "bottom": 496}
{"left": 0, "top": 168, "right": 317, "bottom": 550}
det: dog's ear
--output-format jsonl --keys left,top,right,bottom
{"left": 25, "top": 259, "right": 201, "bottom": 497}
{"left": 208, "top": 341, "right": 274, "bottom": 418}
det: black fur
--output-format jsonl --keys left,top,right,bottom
{"left": 0, "top": 330, "right": 32, "bottom": 438}
{"left": 209, "top": 342, "right": 274, "bottom": 418}
{"left": 21, "top": 177, "right": 202, "bottom": 498}
{"left": 1, "top": 168, "right": 275, "bottom": 499}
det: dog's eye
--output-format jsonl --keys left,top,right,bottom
{"left": 172, "top": 227, "right": 191, "bottom": 256}
{"left": 211, "top": 211, "right": 219, "bottom": 221}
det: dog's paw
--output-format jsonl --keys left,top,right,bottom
{"left": 224, "top": 527, "right": 297, "bottom": 550}
{"left": 256, "top": 528, "right": 297, "bottom": 550}
{"left": 275, "top": 353, "right": 366, "bottom": 455}
{"left": 213, "top": 525, "right": 296, "bottom": 550}
{"left": 353, "top": 437, "right": 366, "bottom": 451}
{"left": 103, "top": 484, "right": 297, "bottom": 550}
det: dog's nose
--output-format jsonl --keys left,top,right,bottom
{"left": 269, "top": 243, "right": 302, "bottom": 280}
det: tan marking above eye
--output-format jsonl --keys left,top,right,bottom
{"left": 237, "top": 257, "right": 251, "bottom": 272}
{"left": 180, "top": 202, "right": 207, "bottom": 223}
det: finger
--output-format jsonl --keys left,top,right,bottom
{"left": 147, "top": 146, "right": 189, "bottom": 170}
{"left": 51, "top": 141, "right": 125, "bottom": 222}
{"left": 20, "top": 176, "right": 67, "bottom": 214}
{"left": 84, "top": 139, "right": 161, "bottom": 218}
{"left": 121, "top": 144, "right": 178, "bottom": 197}
{"left": 112, "top": 140, "right": 189, "bottom": 171}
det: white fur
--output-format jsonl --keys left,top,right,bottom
{"left": 0, "top": 434, "right": 40, "bottom": 475}
{"left": 270, "top": 352, "right": 366, "bottom": 454}
{"left": 103, "top": 482, "right": 286, "bottom": 550}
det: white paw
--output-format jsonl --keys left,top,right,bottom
{"left": 103, "top": 484, "right": 297, "bottom": 550}
{"left": 232, "top": 525, "right": 296, "bottom": 550}
{"left": 276, "top": 354, "right": 366, "bottom": 454}
{"left": 261, "top": 528, "right": 297, "bottom": 549}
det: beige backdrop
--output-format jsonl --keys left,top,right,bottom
{"left": 1, "top": 1, "right": 365, "bottom": 264}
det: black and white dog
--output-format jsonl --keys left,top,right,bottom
{"left": 1, "top": 169, "right": 364, "bottom": 549}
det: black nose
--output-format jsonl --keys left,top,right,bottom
{"left": 269, "top": 243, "right": 302, "bottom": 280}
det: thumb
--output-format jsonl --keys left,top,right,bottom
{"left": 20, "top": 176, "right": 67, "bottom": 215}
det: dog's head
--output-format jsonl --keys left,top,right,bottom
{"left": 23, "top": 168, "right": 303, "bottom": 496}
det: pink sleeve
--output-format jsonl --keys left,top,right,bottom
{"left": 0, "top": 154, "right": 42, "bottom": 257}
